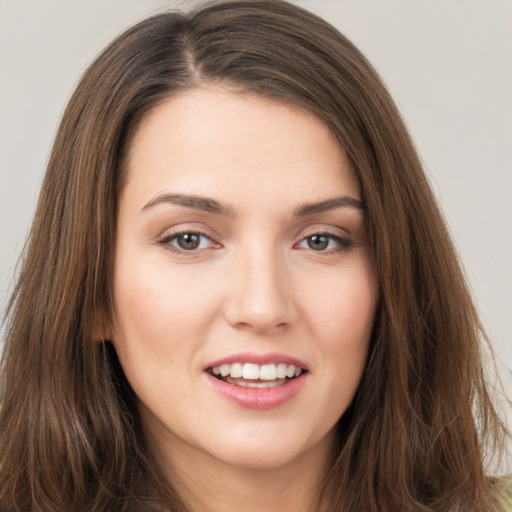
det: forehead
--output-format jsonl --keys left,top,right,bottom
{"left": 122, "top": 87, "right": 360, "bottom": 210}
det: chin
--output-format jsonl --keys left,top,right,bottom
{"left": 203, "top": 426, "right": 335, "bottom": 472}
{"left": 213, "top": 445, "right": 308, "bottom": 471}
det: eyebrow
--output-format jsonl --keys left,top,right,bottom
{"left": 141, "top": 193, "right": 237, "bottom": 217}
{"left": 293, "top": 196, "right": 365, "bottom": 217}
{"left": 141, "top": 193, "right": 364, "bottom": 217}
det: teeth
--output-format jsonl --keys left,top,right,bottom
{"left": 276, "top": 363, "right": 288, "bottom": 379}
{"left": 210, "top": 362, "right": 303, "bottom": 381}
{"left": 230, "top": 362, "right": 243, "bottom": 378}
{"left": 242, "top": 363, "right": 260, "bottom": 380}
{"left": 234, "top": 379, "right": 282, "bottom": 388}
{"left": 259, "top": 364, "right": 276, "bottom": 380}
{"left": 286, "top": 365, "right": 296, "bottom": 378}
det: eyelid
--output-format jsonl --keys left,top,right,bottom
{"left": 155, "top": 223, "right": 353, "bottom": 255}
{"left": 294, "top": 226, "right": 353, "bottom": 253}
{"left": 295, "top": 224, "right": 350, "bottom": 241}
{"left": 157, "top": 226, "right": 222, "bottom": 255}
{"left": 155, "top": 220, "right": 221, "bottom": 243}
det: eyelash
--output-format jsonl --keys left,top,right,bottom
{"left": 158, "top": 230, "right": 217, "bottom": 255}
{"left": 157, "top": 230, "right": 352, "bottom": 255}
{"left": 296, "top": 232, "right": 353, "bottom": 253}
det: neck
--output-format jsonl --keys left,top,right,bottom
{"left": 176, "top": 461, "right": 324, "bottom": 512}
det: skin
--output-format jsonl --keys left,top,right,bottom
{"left": 108, "top": 87, "right": 379, "bottom": 512}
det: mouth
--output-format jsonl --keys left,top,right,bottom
{"left": 207, "top": 362, "right": 306, "bottom": 389}
{"left": 204, "top": 354, "right": 309, "bottom": 409}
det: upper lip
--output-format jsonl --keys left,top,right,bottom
{"left": 204, "top": 352, "right": 309, "bottom": 371}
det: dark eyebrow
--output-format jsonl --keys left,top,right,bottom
{"left": 141, "top": 193, "right": 364, "bottom": 218}
{"left": 141, "top": 193, "right": 236, "bottom": 217}
{"left": 293, "top": 196, "right": 365, "bottom": 217}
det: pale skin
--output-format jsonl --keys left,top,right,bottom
{"left": 107, "top": 87, "right": 379, "bottom": 512}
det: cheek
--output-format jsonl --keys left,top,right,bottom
{"left": 109, "top": 263, "right": 217, "bottom": 402}
{"left": 113, "top": 256, "right": 217, "bottom": 332}
{"left": 305, "top": 266, "right": 378, "bottom": 344}
{"left": 109, "top": 258, "right": 222, "bottom": 382}
{"left": 302, "top": 262, "right": 378, "bottom": 394}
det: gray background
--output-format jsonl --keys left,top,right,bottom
{"left": 1, "top": 0, "right": 511, "bottom": 420}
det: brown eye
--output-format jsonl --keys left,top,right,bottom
{"left": 159, "top": 231, "right": 216, "bottom": 253}
{"left": 307, "top": 234, "right": 329, "bottom": 251}
{"left": 176, "top": 233, "right": 201, "bottom": 250}
{"left": 297, "top": 232, "right": 352, "bottom": 253}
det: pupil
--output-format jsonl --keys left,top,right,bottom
{"left": 178, "top": 233, "right": 200, "bottom": 250}
{"left": 308, "top": 235, "right": 328, "bottom": 251}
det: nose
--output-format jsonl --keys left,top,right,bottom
{"left": 223, "top": 244, "right": 297, "bottom": 334}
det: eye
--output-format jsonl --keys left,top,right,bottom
{"left": 159, "top": 231, "right": 217, "bottom": 253}
{"left": 297, "top": 233, "right": 351, "bottom": 252}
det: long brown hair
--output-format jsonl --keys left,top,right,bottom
{"left": 0, "top": 1, "right": 508, "bottom": 510}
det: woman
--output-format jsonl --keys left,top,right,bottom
{"left": 0, "top": 1, "right": 509, "bottom": 510}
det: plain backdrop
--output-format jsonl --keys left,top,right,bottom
{"left": 1, "top": 1, "right": 511, "bottom": 404}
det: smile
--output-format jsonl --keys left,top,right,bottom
{"left": 209, "top": 362, "right": 303, "bottom": 388}
{"left": 204, "top": 357, "right": 308, "bottom": 409}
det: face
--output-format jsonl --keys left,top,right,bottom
{"left": 110, "top": 87, "right": 379, "bottom": 474}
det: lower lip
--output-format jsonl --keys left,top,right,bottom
{"left": 204, "top": 372, "right": 307, "bottom": 410}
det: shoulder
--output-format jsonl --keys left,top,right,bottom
{"left": 495, "top": 475, "right": 512, "bottom": 512}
